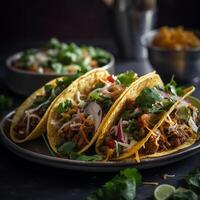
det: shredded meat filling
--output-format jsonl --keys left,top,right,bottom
{"left": 58, "top": 112, "right": 95, "bottom": 150}
{"left": 14, "top": 105, "right": 47, "bottom": 140}
{"left": 140, "top": 122, "right": 195, "bottom": 155}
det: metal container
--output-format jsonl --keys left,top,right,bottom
{"left": 141, "top": 30, "right": 200, "bottom": 83}
{"left": 5, "top": 52, "right": 115, "bottom": 96}
{"left": 113, "top": 0, "right": 157, "bottom": 59}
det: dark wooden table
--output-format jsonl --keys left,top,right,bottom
{"left": 0, "top": 41, "right": 200, "bottom": 200}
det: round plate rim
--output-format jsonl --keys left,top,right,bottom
{"left": 1, "top": 110, "right": 200, "bottom": 171}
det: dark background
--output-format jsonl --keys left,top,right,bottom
{"left": 0, "top": 0, "right": 200, "bottom": 42}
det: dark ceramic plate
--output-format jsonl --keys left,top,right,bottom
{"left": 1, "top": 110, "right": 200, "bottom": 172}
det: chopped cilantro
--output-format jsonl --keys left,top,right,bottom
{"left": 57, "top": 99, "right": 72, "bottom": 113}
{"left": 89, "top": 91, "right": 103, "bottom": 101}
{"left": 117, "top": 71, "right": 137, "bottom": 87}
{"left": 70, "top": 153, "right": 103, "bottom": 161}
{"left": 56, "top": 141, "right": 103, "bottom": 161}
{"left": 136, "top": 87, "right": 163, "bottom": 113}
{"left": 57, "top": 141, "right": 75, "bottom": 155}
{"left": 164, "top": 76, "right": 184, "bottom": 96}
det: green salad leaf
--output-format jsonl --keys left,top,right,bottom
{"left": 45, "top": 38, "right": 61, "bottom": 49}
{"left": 87, "top": 168, "right": 142, "bottom": 200}
{"left": 19, "top": 49, "right": 38, "bottom": 68}
{"left": 117, "top": 71, "right": 137, "bottom": 87}
{"left": 51, "top": 63, "right": 63, "bottom": 73}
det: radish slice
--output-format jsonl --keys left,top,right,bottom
{"left": 85, "top": 102, "right": 102, "bottom": 131}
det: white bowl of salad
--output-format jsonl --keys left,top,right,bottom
{"left": 6, "top": 38, "right": 114, "bottom": 96}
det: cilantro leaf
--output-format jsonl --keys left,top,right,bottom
{"left": 136, "top": 87, "right": 163, "bottom": 112}
{"left": 169, "top": 187, "right": 198, "bottom": 200}
{"left": 87, "top": 168, "right": 141, "bottom": 200}
{"left": 57, "top": 142, "right": 103, "bottom": 161}
{"left": 89, "top": 91, "right": 103, "bottom": 101}
{"left": 185, "top": 167, "right": 200, "bottom": 191}
{"left": 57, "top": 141, "right": 75, "bottom": 155}
{"left": 89, "top": 91, "right": 113, "bottom": 111}
{"left": 70, "top": 153, "right": 103, "bottom": 161}
{"left": 164, "top": 76, "right": 184, "bottom": 96}
{"left": 44, "top": 84, "right": 53, "bottom": 97}
{"left": 57, "top": 99, "right": 72, "bottom": 113}
{"left": 117, "top": 71, "right": 137, "bottom": 87}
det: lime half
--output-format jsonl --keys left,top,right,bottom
{"left": 154, "top": 184, "right": 176, "bottom": 200}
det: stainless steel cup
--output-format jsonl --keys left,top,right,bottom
{"left": 113, "top": 0, "right": 157, "bottom": 59}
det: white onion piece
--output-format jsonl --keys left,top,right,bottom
{"left": 85, "top": 102, "right": 102, "bottom": 131}
{"left": 58, "top": 121, "right": 72, "bottom": 133}
{"left": 117, "top": 141, "right": 129, "bottom": 148}
{"left": 188, "top": 117, "right": 198, "bottom": 133}
{"left": 29, "top": 114, "right": 41, "bottom": 121}
{"left": 159, "top": 90, "right": 170, "bottom": 98}
{"left": 25, "top": 100, "right": 49, "bottom": 115}
{"left": 76, "top": 91, "right": 86, "bottom": 107}
{"left": 25, "top": 115, "right": 30, "bottom": 134}
{"left": 70, "top": 123, "right": 82, "bottom": 128}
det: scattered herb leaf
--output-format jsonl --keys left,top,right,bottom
{"left": 169, "top": 187, "right": 198, "bottom": 200}
{"left": 185, "top": 167, "right": 200, "bottom": 191}
{"left": 87, "top": 168, "right": 141, "bottom": 200}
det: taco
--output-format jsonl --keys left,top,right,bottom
{"left": 96, "top": 76, "right": 197, "bottom": 162}
{"left": 47, "top": 68, "right": 147, "bottom": 156}
{"left": 10, "top": 73, "right": 83, "bottom": 143}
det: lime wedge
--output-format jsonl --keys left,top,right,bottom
{"left": 154, "top": 184, "right": 176, "bottom": 200}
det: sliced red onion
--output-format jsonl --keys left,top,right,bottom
{"left": 159, "top": 90, "right": 170, "bottom": 98}
{"left": 85, "top": 102, "right": 102, "bottom": 131}
{"left": 116, "top": 118, "right": 125, "bottom": 143}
